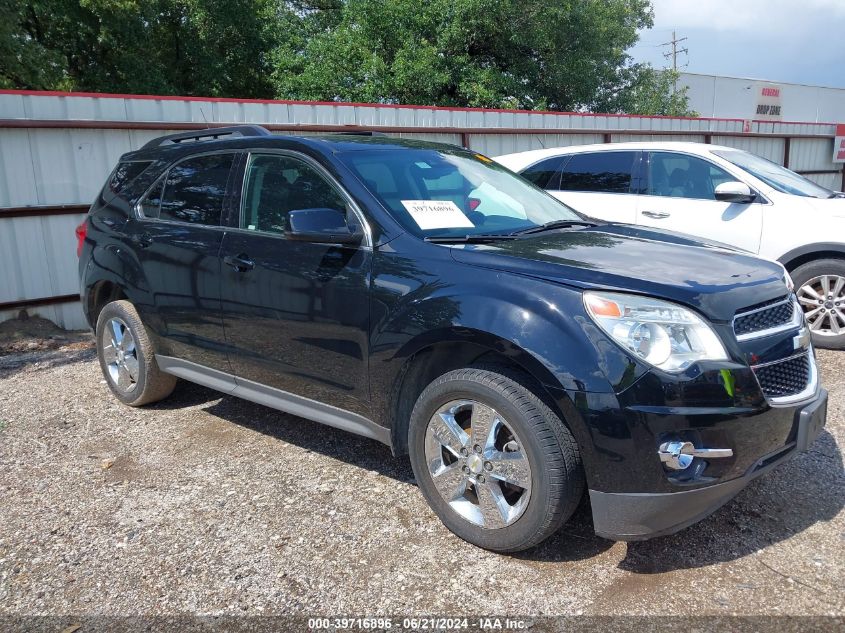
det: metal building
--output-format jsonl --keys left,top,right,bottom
{"left": 1, "top": 89, "right": 843, "bottom": 330}
{"left": 680, "top": 72, "right": 845, "bottom": 123}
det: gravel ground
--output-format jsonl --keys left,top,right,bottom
{"left": 0, "top": 318, "right": 843, "bottom": 617}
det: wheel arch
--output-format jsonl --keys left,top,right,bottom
{"left": 778, "top": 243, "right": 845, "bottom": 271}
{"left": 386, "top": 327, "right": 572, "bottom": 457}
{"left": 84, "top": 279, "right": 129, "bottom": 328}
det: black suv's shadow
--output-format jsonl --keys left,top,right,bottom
{"left": 151, "top": 381, "right": 843, "bottom": 570}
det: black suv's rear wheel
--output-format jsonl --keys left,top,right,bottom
{"left": 408, "top": 366, "right": 584, "bottom": 552}
{"left": 792, "top": 258, "right": 845, "bottom": 350}
{"left": 95, "top": 300, "right": 177, "bottom": 406}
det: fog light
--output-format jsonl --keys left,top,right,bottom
{"left": 658, "top": 441, "right": 733, "bottom": 471}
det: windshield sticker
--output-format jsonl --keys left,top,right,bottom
{"left": 401, "top": 200, "right": 475, "bottom": 230}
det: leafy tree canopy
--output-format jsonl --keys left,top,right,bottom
{"left": 0, "top": 0, "right": 695, "bottom": 115}
{"left": 0, "top": 0, "right": 280, "bottom": 97}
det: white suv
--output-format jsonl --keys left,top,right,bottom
{"left": 496, "top": 142, "right": 845, "bottom": 349}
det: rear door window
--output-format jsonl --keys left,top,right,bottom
{"left": 157, "top": 153, "right": 235, "bottom": 225}
{"left": 139, "top": 178, "right": 164, "bottom": 219}
{"left": 559, "top": 151, "right": 638, "bottom": 193}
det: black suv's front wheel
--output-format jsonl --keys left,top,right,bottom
{"left": 408, "top": 366, "right": 584, "bottom": 552}
{"left": 95, "top": 300, "right": 177, "bottom": 406}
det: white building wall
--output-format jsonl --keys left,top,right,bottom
{"left": 680, "top": 72, "right": 845, "bottom": 123}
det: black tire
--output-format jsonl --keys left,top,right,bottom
{"left": 95, "top": 300, "right": 177, "bottom": 406}
{"left": 791, "top": 258, "right": 845, "bottom": 350}
{"left": 408, "top": 365, "right": 584, "bottom": 552}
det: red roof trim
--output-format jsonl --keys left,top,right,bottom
{"left": 0, "top": 89, "right": 836, "bottom": 128}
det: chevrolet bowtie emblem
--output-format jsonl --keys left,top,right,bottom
{"left": 793, "top": 328, "right": 811, "bottom": 351}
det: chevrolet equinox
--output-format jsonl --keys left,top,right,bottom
{"left": 77, "top": 126, "right": 828, "bottom": 552}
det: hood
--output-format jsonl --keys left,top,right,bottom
{"left": 798, "top": 195, "right": 845, "bottom": 218}
{"left": 449, "top": 224, "right": 789, "bottom": 322}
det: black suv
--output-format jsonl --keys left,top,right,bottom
{"left": 77, "top": 126, "right": 827, "bottom": 552}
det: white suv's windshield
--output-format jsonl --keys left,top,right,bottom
{"left": 339, "top": 147, "right": 583, "bottom": 238}
{"left": 714, "top": 149, "right": 835, "bottom": 199}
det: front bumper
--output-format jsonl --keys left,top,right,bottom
{"left": 589, "top": 388, "right": 828, "bottom": 541}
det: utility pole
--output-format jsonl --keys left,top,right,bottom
{"left": 661, "top": 30, "right": 688, "bottom": 72}
{"left": 661, "top": 30, "right": 688, "bottom": 92}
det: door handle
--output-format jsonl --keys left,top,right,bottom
{"left": 223, "top": 253, "right": 255, "bottom": 272}
{"left": 641, "top": 210, "right": 671, "bottom": 219}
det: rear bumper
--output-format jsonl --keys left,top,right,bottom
{"left": 590, "top": 388, "right": 828, "bottom": 541}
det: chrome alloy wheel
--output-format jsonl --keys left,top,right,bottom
{"left": 101, "top": 317, "right": 139, "bottom": 392}
{"left": 424, "top": 400, "right": 532, "bottom": 529}
{"left": 797, "top": 275, "right": 845, "bottom": 337}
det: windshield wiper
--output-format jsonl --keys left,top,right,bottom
{"left": 509, "top": 219, "right": 598, "bottom": 236}
{"left": 827, "top": 192, "right": 845, "bottom": 199}
{"left": 424, "top": 233, "right": 520, "bottom": 244}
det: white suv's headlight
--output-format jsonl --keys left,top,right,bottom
{"left": 583, "top": 291, "right": 729, "bottom": 372}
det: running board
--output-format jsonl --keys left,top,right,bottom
{"left": 155, "top": 355, "right": 391, "bottom": 446}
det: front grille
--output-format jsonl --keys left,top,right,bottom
{"left": 734, "top": 296, "right": 796, "bottom": 338}
{"left": 753, "top": 353, "right": 811, "bottom": 398}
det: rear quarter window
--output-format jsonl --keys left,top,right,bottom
{"left": 108, "top": 161, "right": 153, "bottom": 195}
{"left": 520, "top": 156, "right": 567, "bottom": 189}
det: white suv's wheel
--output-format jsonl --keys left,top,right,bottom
{"left": 792, "top": 259, "right": 845, "bottom": 350}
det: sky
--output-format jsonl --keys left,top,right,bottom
{"left": 629, "top": 0, "right": 845, "bottom": 88}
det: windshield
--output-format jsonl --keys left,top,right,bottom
{"left": 338, "top": 147, "right": 582, "bottom": 237}
{"left": 713, "top": 149, "right": 834, "bottom": 199}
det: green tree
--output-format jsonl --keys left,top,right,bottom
{"left": 0, "top": 0, "right": 65, "bottom": 89}
{"left": 0, "top": 0, "right": 280, "bottom": 97}
{"left": 271, "top": 0, "right": 694, "bottom": 115}
{"left": 1, "top": 0, "right": 695, "bottom": 116}
{"left": 595, "top": 65, "right": 697, "bottom": 116}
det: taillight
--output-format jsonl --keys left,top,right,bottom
{"left": 75, "top": 221, "right": 87, "bottom": 257}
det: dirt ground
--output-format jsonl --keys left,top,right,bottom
{"left": 0, "top": 317, "right": 842, "bottom": 618}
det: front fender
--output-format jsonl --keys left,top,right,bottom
{"left": 368, "top": 243, "right": 646, "bottom": 425}
{"left": 777, "top": 242, "right": 845, "bottom": 268}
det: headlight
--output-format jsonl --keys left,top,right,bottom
{"left": 583, "top": 291, "right": 728, "bottom": 372}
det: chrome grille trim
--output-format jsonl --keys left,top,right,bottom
{"left": 751, "top": 350, "right": 819, "bottom": 406}
{"left": 733, "top": 295, "right": 802, "bottom": 341}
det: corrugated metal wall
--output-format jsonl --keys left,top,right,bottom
{"left": 1, "top": 90, "right": 842, "bottom": 330}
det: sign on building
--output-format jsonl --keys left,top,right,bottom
{"left": 754, "top": 83, "right": 783, "bottom": 121}
{"left": 833, "top": 125, "right": 845, "bottom": 163}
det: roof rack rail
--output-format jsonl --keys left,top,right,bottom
{"left": 141, "top": 125, "right": 271, "bottom": 149}
{"left": 335, "top": 130, "right": 388, "bottom": 137}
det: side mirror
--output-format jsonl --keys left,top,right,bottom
{"left": 715, "top": 181, "right": 756, "bottom": 204}
{"left": 285, "top": 208, "right": 363, "bottom": 244}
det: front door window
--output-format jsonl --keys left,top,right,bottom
{"left": 647, "top": 152, "right": 735, "bottom": 201}
{"left": 241, "top": 154, "right": 349, "bottom": 235}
